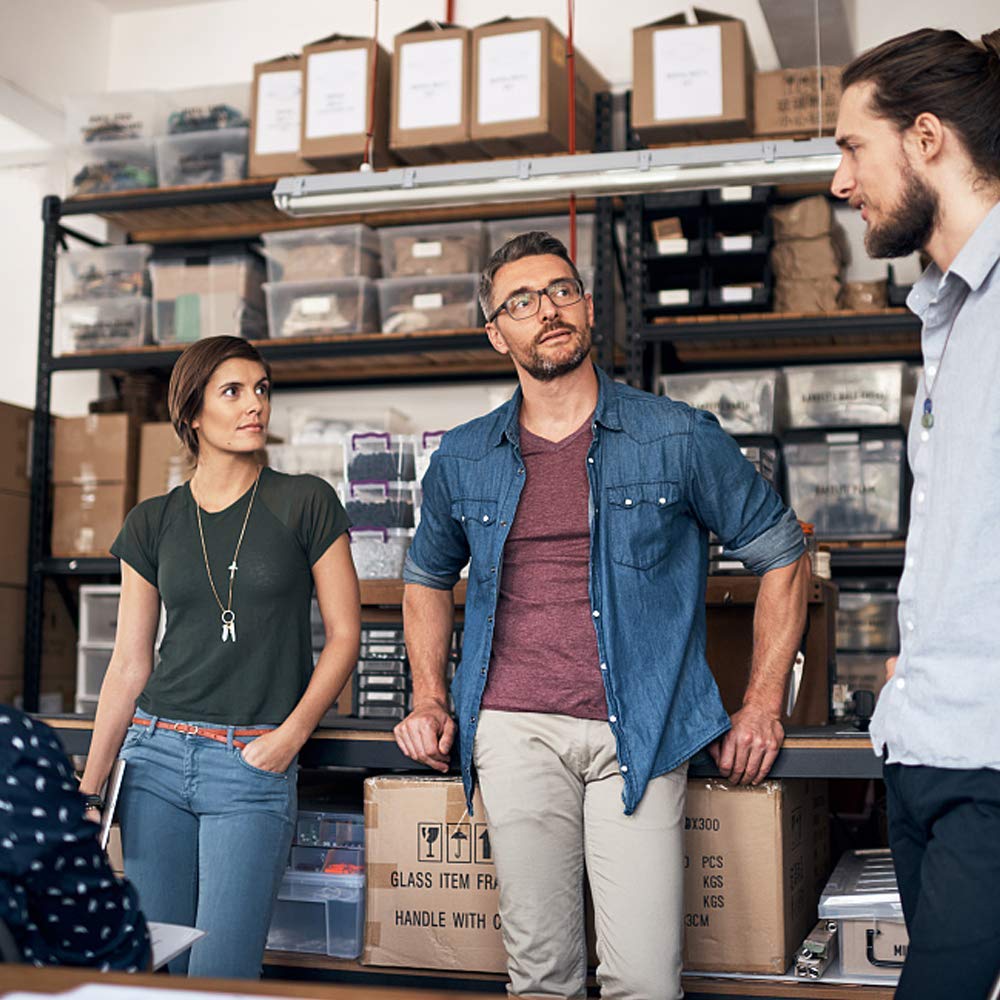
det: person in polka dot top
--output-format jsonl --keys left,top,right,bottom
{"left": 0, "top": 705, "right": 151, "bottom": 969}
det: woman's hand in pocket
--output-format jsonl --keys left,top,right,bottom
{"left": 240, "top": 730, "right": 298, "bottom": 774}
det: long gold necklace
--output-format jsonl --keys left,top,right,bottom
{"left": 192, "top": 469, "right": 261, "bottom": 643}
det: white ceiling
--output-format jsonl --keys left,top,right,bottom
{"left": 95, "top": 0, "right": 221, "bottom": 11}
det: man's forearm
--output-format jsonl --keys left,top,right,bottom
{"left": 744, "top": 553, "right": 812, "bottom": 716}
{"left": 403, "top": 583, "right": 456, "bottom": 707}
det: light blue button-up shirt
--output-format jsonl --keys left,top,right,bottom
{"left": 870, "top": 200, "right": 1000, "bottom": 771}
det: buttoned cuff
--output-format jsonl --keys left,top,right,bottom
{"left": 402, "top": 551, "right": 461, "bottom": 590}
{"left": 725, "top": 508, "right": 805, "bottom": 576}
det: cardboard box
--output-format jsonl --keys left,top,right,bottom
{"left": 839, "top": 918, "right": 908, "bottom": 977}
{"left": 0, "top": 490, "right": 29, "bottom": 587}
{"left": 754, "top": 67, "right": 842, "bottom": 137}
{"left": 52, "top": 413, "right": 137, "bottom": 489}
{"left": 391, "top": 22, "right": 483, "bottom": 164}
{"left": 632, "top": 10, "right": 755, "bottom": 143}
{"left": 51, "top": 483, "right": 130, "bottom": 558}
{"left": 0, "top": 584, "right": 26, "bottom": 702}
{"left": 138, "top": 423, "right": 190, "bottom": 503}
{"left": 363, "top": 775, "right": 507, "bottom": 973}
{"left": 301, "top": 35, "right": 393, "bottom": 170}
{"left": 0, "top": 401, "right": 33, "bottom": 494}
{"left": 470, "top": 17, "right": 609, "bottom": 156}
{"left": 249, "top": 54, "right": 314, "bottom": 178}
{"left": 683, "top": 779, "right": 830, "bottom": 973}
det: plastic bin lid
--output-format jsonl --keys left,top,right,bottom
{"left": 818, "top": 849, "right": 903, "bottom": 920}
{"left": 277, "top": 868, "right": 365, "bottom": 901}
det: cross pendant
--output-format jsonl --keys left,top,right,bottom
{"left": 228, "top": 561, "right": 238, "bottom": 582}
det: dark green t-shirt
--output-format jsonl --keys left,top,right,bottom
{"left": 111, "top": 467, "right": 350, "bottom": 725}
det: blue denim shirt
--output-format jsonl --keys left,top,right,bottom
{"left": 403, "top": 366, "right": 804, "bottom": 813}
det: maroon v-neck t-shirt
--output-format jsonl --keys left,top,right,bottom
{"left": 480, "top": 416, "right": 608, "bottom": 720}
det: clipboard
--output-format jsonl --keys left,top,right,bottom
{"left": 98, "top": 757, "right": 126, "bottom": 851}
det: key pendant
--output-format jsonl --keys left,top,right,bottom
{"left": 221, "top": 610, "right": 236, "bottom": 643}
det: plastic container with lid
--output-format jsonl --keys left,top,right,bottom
{"left": 55, "top": 296, "right": 151, "bottom": 355}
{"left": 64, "top": 90, "right": 166, "bottom": 144}
{"left": 164, "top": 83, "right": 251, "bottom": 134}
{"left": 819, "top": 849, "right": 902, "bottom": 921}
{"left": 658, "top": 369, "right": 785, "bottom": 436}
{"left": 266, "top": 444, "right": 344, "bottom": 490}
{"left": 378, "top": 221, "right": 485, "bottom": 278}
{"left": 264, "top": 278, "right": 379, "bottom": 339}
{"left": 261, "top": 224, "right": 381, "bottom": 283}
{"left": 486, "top": 214, "right": 595, "bottom": 268}
{"left": 57, "top": 244, "right": 152, "bottom": 302}
{"left": 344, "top": 432, "right": 416, "bottom": 482}
{"left": 376, "top": 274, "right": 480, "bottom": 334}
{"left": 783, "top": 362, "right": 915, "bottom": 429}
{"left": 155, "top": 127, "right": 249, "bottom": 187}
{"left": 349, "top": 527, "right": 413, "bottom": 579}
{"left": 345, "top": 481, "right": 419, "bottom": 530}
{"left": 290, "top": 845, "right": 364, "bottom": 874}
{"left": 265, "top": 869, "right": 365, "bottom": 958}
{"left": 837, "top": 588, "right": 900, "bottom": 651}
{"left": 415, "top": 430, "right": 447, "bottom": 483}
{"left": 294, "top": 809, "right": 364, "bottom": 849}
{"left": 68, "top": 138, "right": 157, "bottom": 195}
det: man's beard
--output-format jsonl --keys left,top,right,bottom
{"left": 865, "top": 160, "right": 939, "bottom": 259}
{"left": 507, "top": 320, "right": 592, "bottom": 382}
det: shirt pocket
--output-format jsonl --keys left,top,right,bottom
{"left": 451, "top": 498, "right": 499, "bottom": 578}
{"left": 605, "top": 480, "right": 681, "bottom": 570}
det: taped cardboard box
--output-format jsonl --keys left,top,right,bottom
{"left": 52, "top": 413, "right": 137, "bottom": 493}
{"left": 0, "top": 490, "right": 30, "bottom": 587}
{"left": 301, "top": 35, "right": 393, "bottom": 171}
{"left": 138, "top": 423, "right": 190, "bottom": 503}
{"left": 632, "top": 10, "right": 755, "bottom": 143}
{"left": 0, "top": 401, "right": 33, "bottom": 494}
{"left": 754, "top": 67, "right": 842, "bottom": 137}
{"left": 391, "top": 21, "right": 483, "bottom": 164}
{"left": 51, "top": 483, "right": 130, "bottom": 558}
{"left": 470, "top": 17, "right": 608, "bottom": 157}
{"left": 683, "top": 779, "right": 830, "bottom": 973}
{"left": 249, "top": 54, "right": 314, "bottom": 178}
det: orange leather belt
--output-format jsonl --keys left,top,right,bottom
{"left": 131, "top": 716, "right": 272, "bottom": 751}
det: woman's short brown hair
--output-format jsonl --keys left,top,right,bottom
{"left": 167, "top": 336, "right": 272, "bottom": 459}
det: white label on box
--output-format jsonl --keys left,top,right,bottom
{"left": 826, "top": 432, "right": 860, "bottom": 444}
{"left": 656, "top": 237, "right": 689, "bottom": 256}
{"left": 722, "top": 286, "right": 754, "bottom": 303}
{"left": 298, "top": 296, "right": 331, "bottom": 316}
{"left": 305, "top": 48, "right": 368, "bottom": 140}
{"left": 254, "top": 70, "right": 302, "bottom": 155}
{"left": 720, "top": 185, "right": 754, "bottom": 202}
{"left": 399, "top": 37, "right": 464, "bottom": 130}
{"left": 864, "top": 439, "right": 886, "bottom": 452}
{"left": 721, "top": 234, "right": 754, "bottom": 252}
{"left": 412, "top": 241, "right": 443, "bottom": 259}
{"left": 658, "top": 289, "right": 691, "bottom": 306}
{"left": 413, "top": 292, "right": 444, "bottom": 309}
{"left": 477, "top": 30, "right": 542, "bottom": 125}
{"left": 652, "top": 24, "right": 723, "bottom": 122}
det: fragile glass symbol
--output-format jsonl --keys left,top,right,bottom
{"left": 421, "top": 825, "right": 440, "bottom": 858}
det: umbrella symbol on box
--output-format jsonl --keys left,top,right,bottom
{"left": 447, "top": 823, "right": 472, "bottom": 863}
{"left": 418, "top": 823, "right": 442, "bottom": 862}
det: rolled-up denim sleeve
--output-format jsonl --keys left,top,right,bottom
{"left": 403, "top": 447, "right": 470, "bottom": 590}
{"left": 686, "top": 409, "right": 804, "bottom": 575}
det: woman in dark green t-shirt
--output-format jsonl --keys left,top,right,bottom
{"left": 78, "top": 336, "right": 361, "bottom": 979}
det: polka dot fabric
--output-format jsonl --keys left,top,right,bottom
{"left": 0, "top": 706, "right": 151, "bottom": 969}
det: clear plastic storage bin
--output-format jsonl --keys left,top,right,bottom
{"left": 79, "top": 585, "right": 121, "bottom": 645}
{"left": 155, "top": 127, "right": 249, "bottom": 187}
{"left": 415, "top": 430, "right": 447, "bottom": 483}
{"left": 345, "top": 482, "right": 419, "bottom": 530}
{"left": 261, "top": 225, "right": 381, "bottom": 283}
{"left": 486, "top": 214, "right": 595, "bottom": 268}
{"left": 55, "top": 296, "right": 150, "bottom": 354}
{"left": 379, "top": 221, "right": 485, "bottom": 277}
{"left": 68, "top": 139, "right": 157, "bottom": 195}
{"left": 57, "top": 245, "right": 152, "bottom": 302}
{"left": 377, "top": 274, "right": 479, "bottom": 334}
{"left": 264, "top": 278, "right": 378, "bottom": 338}
{"left": 345, "top": 432, "right": 416, "bottom": 482}
{"left": 290, "top": 845, "right": 364, "bottom": 874}
{"left": 783, "top": 362, "right": 915, "bottom": 428}
{"left": 784, "top": 431, "right": 906, "bottom": 539}
{"left": 349, "top": 528, "right": 413, "bottom": 579}
{"left": 295, "top": 810, "right": 365, "bottom": 849}
{"left": 658, "top": 369, "right": 784, "bottom": 435}
{"left": 266, "top": 444, "right": 344, "bottom": 489}
{"left": 64, "top": 91, "right": 166, "bottom": 144}
{"left": 266, "top": 869, "right": 365, "bottom": 958}
{"left": 165, "top": 83, "right": 250, "bottom": 134}
{"left": 836, "top": 589, "right": 900, "bottom": 651}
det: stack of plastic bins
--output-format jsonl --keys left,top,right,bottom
{"left": 376, "top": 221, "right": 485, "bottom": 334}
{"left": 267, "top": 809, "right": 366, "bottom": 958}
{"left": 486, "top": 214, "right": 596, "bottom": 268}
{"left": 262, "top": 225, "right": 381, "bottom": 339}
{"left": 74, "top": 585, "right": 121, "bottom": 715}
{"left": 354, "top": 627, "right": 410, "bottom": 721}
{"left": 54, "top": 244, "right": 153, "bottom": 356}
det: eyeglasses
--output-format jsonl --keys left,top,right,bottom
{"left": 487, "top": 277, "right": 585, "bottom": 323}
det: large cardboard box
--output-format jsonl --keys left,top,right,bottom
{"left": 249, "top": 54, "right": 314, "bottom": 178}
{"left": 0, "top": 490, "right": 30, "bottom": 587}
{"left": 0, "top": 584, "right": 26, "bottom": 702}
{"left": 754, "top": 67, "right": 842, "bottom": 137}
{"left": 138, "top": 422, "right": 190, "bottom": 503}
{"left": 683, "top": 779, "right": 830, "bottom": 973}
{"left": 363, "top": 776, "right": 507, "bottom": 973}
{"left": 51, "top": 483, "right": 130, "bottom": 558}
{"left": 632, "top": 10, "right": 755, "bottom": 143}
{"left": 391, "top": 22, "right": 483, "bottom": 164}
{"left": 52, "top": 413, "right": 136, "bottom": 489}
{"left": 300, "top": 35, "right": 393, "bottom": 171}
{"left": 0, "top": 401, "right": 33, "bottom": 494}
{"left": 470, "top": 17, "right": 608, "bottom": 156}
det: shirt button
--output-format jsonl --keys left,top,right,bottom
{"left": 906, "top": 620, "right": 915, "bottom": 632}
{"left": 500, "top": 520, "right": 507, "bottom": 527}
{"left": 916, "top": 491, "right": 926, "bottom": 503}
{"left": 927, "top": 364, "right": 937, "bottom": 377}
{"left": 588, "top": 457, "right": 595, "bottom": 464}
{"left": 906, "top": 557, "right": 915, "bottom": 568}
{"left": 490, "top": 566, "right": 497, "bottom": 574}
{"left": 920, "top": 430, "right": 930, "bottom": 442}
{"left": 482, "top": 515, "right": 490, "bottom": 523}
{"left": 896, "top": 677, "right": 906, "bottom": 690}
{"left": 517, "top": 467, "right": 525, "bottom": 475}
{"left": 609, "top": 715, "right": 617, "bottom": 723}
{"left": 624, "top": 498, "right": 633, "bottom": 507}
{"left": 658, "top": 497, "right": 667, "bottom": 505}
{"left": 600, "top": 662, "right": 607, "bottom": 671}
{"left": 592, "top": 610, "right": 600, "bottom": 618}
{"left": 620, "top": 765, "right": 629, "bottom": 774}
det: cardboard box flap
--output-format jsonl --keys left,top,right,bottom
{"left": 256, "top": 54, "right": 300, "bottom": 69}
{"left": 402, "top": 20, "right": 462, "bottom": 33}
{"left": 692, "top": 8, "right": 741, "bottom": 25}
{"left": 305, "top": 33, "right": 369, "bottom": 47}
{"left": 638, "top": 13, "right": 690, "bottom": 28}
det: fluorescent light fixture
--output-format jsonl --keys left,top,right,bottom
{"left": 273, "top": 138, "right": 840, "bottom": 217}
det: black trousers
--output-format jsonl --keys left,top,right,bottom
{"left": 883, "top": 762, "right": 1000, "bottom": 999}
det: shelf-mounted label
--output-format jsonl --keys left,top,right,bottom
{"left": 720, "top": 235, "right": 754, "bottom": 253}
{"left": 721, "top": 286, "right": 754, "bottom": 304}
{"left": 657, "top": 289, "right": 691, "bottom": 306}
{"left": 656, "top": 237, "right": 690, "bottom": 256}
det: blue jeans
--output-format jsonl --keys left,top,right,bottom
{"left": 118, "top": 707, "right": 297, "bottom": 979}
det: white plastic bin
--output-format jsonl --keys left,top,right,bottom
{"left": 266, "top": 870, "right": 365, "bottom": 958}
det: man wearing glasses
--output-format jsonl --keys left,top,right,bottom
{"left": 395, "top": 231, "right": 810, "bottom": 999}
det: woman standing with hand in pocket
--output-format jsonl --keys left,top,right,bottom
{"left": 78, "top": 335, "right": 360, "bottom": 979}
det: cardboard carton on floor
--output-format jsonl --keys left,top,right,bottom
{"left": 249, "top": 54, "right": 314, "bottom": 178}
{"left": 632, "top": 9, "right": 755, "bottom": 143}
{"left": 470, "top": 17, "right": 608, "bottom": 157}
{"left": 391, "top": 21, "right": 483, "bottom": 164}
{"left": 754, "top": 66, "right": 842, "bottom": 137}
{"left": 683, "top": 778, "right": 830, "bottom": 973}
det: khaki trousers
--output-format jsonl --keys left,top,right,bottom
{"left": 473, "top": 709, "right": 687, "bottom": 1000}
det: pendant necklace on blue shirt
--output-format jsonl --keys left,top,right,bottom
{"left": 921, "top": 288, "right": 970, "bottom": 430}
{"left": 193, "top": 469, "right": 261, "bottom": 642}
